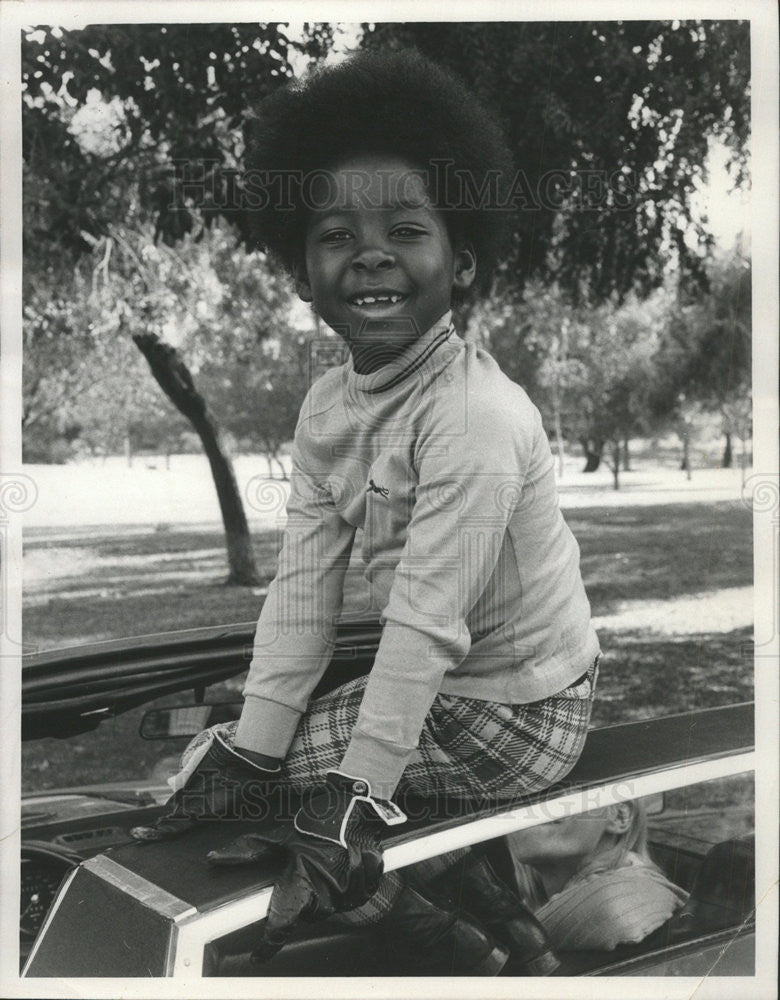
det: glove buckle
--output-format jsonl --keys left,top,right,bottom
{"left": 327, "top": 770, "right": 407, "bottom": 827}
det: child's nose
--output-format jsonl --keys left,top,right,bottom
{"left": 351, "top": 244, "right": 395, "bottom": 271}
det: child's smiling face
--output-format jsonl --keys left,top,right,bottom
{"left": 296, "top": 155, "right": 475, "bottom": 371}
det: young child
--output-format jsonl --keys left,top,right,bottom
{"left": 133, "top": 50, "right": 600, "bottom": 973}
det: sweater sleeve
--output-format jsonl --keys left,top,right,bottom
{"left": 235, "top": 425, "right": 357, "bottom": 758}
{"left": 338, "top": 395, "right": 535, "bottom": 797}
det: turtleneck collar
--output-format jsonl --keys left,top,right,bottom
{"left": 345, "top": 312, "right": 456, "bottom": 394}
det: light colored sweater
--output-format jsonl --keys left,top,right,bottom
{"left": 237, "top": 314, "right": 600, "bottom": 796}
{"left": 512, "top": 852, "right": 689, "bottom": 951}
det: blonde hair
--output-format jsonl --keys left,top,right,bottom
{"left": 612, "top": 798, "right": 653, "bottom": 868}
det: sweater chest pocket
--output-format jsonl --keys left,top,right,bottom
{"left": 363, "top": 453, "right": 417, "bottom": 557}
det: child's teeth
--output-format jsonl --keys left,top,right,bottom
{"left": 356, "top": 294, "right": 402, "bottom": 305}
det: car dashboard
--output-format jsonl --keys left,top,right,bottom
{"left": 21, "top": 794, "right": 170, "bottom": 967}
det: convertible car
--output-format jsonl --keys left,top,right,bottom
{"left": 20, "top": 617, "right": 756, "bottom": 978}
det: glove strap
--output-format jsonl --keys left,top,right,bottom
{"left": 295, "top": 770, "right": 407, "bottom": 847}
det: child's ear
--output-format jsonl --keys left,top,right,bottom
{"left": 293, "top": 261, "right": 313, "bottom": 303}
{"left": 452, "top": 244, "right": 477, "bottom": 292}
{"left": 605, "top": 802, "right": 634, "bottom": 836}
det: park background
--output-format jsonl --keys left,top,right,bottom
{"left": 20, "top": 20, "right": 754, "bottom": 789}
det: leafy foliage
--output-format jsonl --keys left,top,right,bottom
{"left": 513, "top": 286, "right": 667, "bottom": 487}
{"left": 670, "top": 253, "right": 752, "bottom": 410}
{"left": 22, "top": 22, "right": 751, "bottom": 486}
{"left": 486, "top": 253, "right": 751, "bottom": 485}
{"left": 200, "top": 332, "right": 313, "bottom": 475}
{"left": 362, "top": 20, "right": 750, "bottom": 301}
{"left": 23, "top": 23, "right": 333, "bottom": 250}
{"left": 24, "top": 21, "right": 749, "bottom": 302}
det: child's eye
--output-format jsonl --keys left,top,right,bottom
{"left": 392, "top": 225, "right": 427, "bottom": 239}
{"left": 319, "top": 229, "right": 352, "bottom": 245}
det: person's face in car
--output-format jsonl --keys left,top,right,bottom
{"left": 507, "top": 803, "right": 633, "bottom": 881}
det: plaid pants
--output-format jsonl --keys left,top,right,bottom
{"left": 182, "top": 658, "right": 599, "bottom": 924}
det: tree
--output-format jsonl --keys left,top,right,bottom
{"left": 23, "top": 23, "right": 333, "bottom": 247}
{"left": 82, "top": 222, "right": 305, "bottom": 584}
{"left": 24, "top": 210, "right": 303, "bottom": 583}
{"left": 681, "top": 254, "right": 752, "bottom": 467}
{"left": 201, "top": 330, "right": 313, "bottom": 479}
{"left": 69, "top": 336, "right": 187, "bottom": 464}
{"left": 486, "top": 282, "right": 674, "bottom": 481}
{"left": 22, "top": 275, "right": 95, "bottom": 444}
{"left": 649, "top": 252, "right": 751, "bottom": 473}
{"left": 565, "top": 297, "right": 662, "bottom": 489}
{"left": 361, "top": 21, "right": 750, "bottom": 304}
{"left": 22, "top": 23, "right": 332, "bottom": 583}
{"left": 671, "top": 394, "right": 712, "bottom": 481}
{"left": 723, "top": 394, "right": 752, "bottom": 486}
{"left": 484, "top": 282, "right": 587, "bottom": 477}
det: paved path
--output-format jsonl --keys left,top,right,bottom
{"left": 590, "top": 585, "right": 752, "bottom": 636}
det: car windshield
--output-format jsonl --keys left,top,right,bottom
{"left": 22, "top": 681, "right": 244, "bottom": 797}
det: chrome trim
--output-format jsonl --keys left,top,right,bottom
{"left": 164, "top": 923, "right": 180, "bottom": 977}
{"left": 21, "top": 866, "right": 79, "bottom": 977}
{"left": 385, "top": 750, "right": 756, "bottom": 873}
{"left": 172, "top": 888, "right": 274, "bottom": 976}
{"left": 81, "top": 855, "right": 197, "bottom": 921}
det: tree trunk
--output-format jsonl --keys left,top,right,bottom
{"left": 132, "top": 332, "right": 259, "bottom": 586}
{"left": 739, "top": 432, "right": 747, "bottom": 488}
{"left": 611, "top": 442, "right": 620, "bottom": 491}
{"left": 622, "top": 436, "right": 631, "bottom": 472}
{"left": 580, "top": 438, "right": 602, "bottom": 473}
{"left": 722, "top": 431, "right": 733, "bottom": 468}
{"left": 681, "top": 432, "right": 692, "bottom": 481}
{"left": 553, "top": 406, "right": 565, "bottom": 479}
{"left": 273, "top": 454, "right": 289, "bottom": 481}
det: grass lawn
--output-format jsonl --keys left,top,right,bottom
{"left": 22, "top": 499, "right": 753, "bottom": 791}
{"left": 565, "top": 501, "right": 752, "bottom": 611}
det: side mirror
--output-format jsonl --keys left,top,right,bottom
{"left": 139, "top": 702, "right": 242, "bottom": 740}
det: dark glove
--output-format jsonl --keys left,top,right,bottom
{"left": 130, "top": 729, "right": 280, "bottom": 841}
{"left": 207, "top": 770, "right": 406, "bottom": 962}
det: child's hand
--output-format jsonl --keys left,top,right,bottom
{"left": 130, "top": 730, "right": 280, "bottom": 841}
{"left": 207, "top": 771, "right": 405, "bottom": 961}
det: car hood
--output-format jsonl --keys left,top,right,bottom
{"left": 22, "top": 616, "right": 380, "bottom": 740}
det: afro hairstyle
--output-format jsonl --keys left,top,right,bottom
{"left": 242, "top": 49, "right": 515, "bottom": 293}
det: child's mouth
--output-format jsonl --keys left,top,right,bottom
{"left": 348, "top": 292, "right": 408, "bottom": 309}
